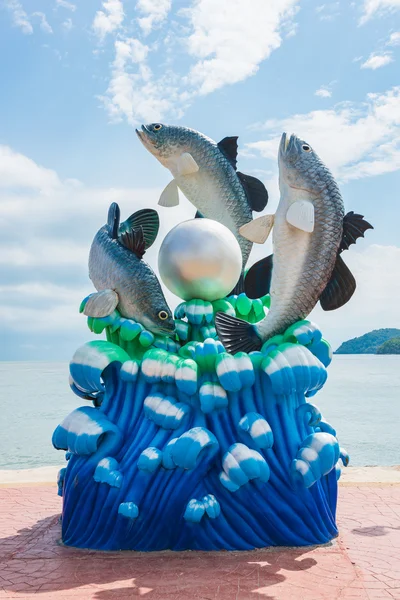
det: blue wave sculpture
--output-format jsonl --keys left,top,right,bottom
{"left": 53, "top": 295, "right": 348, "bottom": 551}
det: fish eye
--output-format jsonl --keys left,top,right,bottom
{"left": 158, "top": 310, "right": 169, "bottom": 320}
{"left": 302, "top": 144, "right": 311, "bottom": 152}
{"left": 153, "top": 124, "right": 163, "bottom": 131}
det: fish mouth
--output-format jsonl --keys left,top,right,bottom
{"left": 279, "top": 132, "right": 297, "bottom": 155}
{"left": 279, "top": 133, "right": 318, "bottom": 196}
{"left": 151, "top": 322, "right": 176, "bottom": 336}
{"left": 135, "top": 125, "right": 156, "bottom": 148}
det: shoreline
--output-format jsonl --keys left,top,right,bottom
{"left": 1, "top": 465, "right": 400, "bottom": 486}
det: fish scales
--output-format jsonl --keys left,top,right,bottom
{"left": 89, "top": 227, "right": 167, "bottom": 319}
{"left": 164, "top": 131, "right": 252, "bottom": 266}
{"left": 136, "top": 124, "right": 265, "bottom": 269}
{"left": 87, "top": 204, "right": 175, "bottom": 336}
{"left": 214, "top": 132, "right": 370, "bottom": 354}
{"left": 263, "top": 163, "right": 344, "bottom": 338}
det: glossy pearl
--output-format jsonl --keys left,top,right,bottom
{"left": 158, "top": 219, "right": 242, "bottom": 301}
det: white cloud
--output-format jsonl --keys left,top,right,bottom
{"left": 185, "top": 0, "right": 299, "bottom": 95}
{"left": 0, "top": 143, "right": 195, "bottom": 352}
{"left": 387, "top": 31, "right": 400, "bottom": 45}
{"left": 4, "top": 0, "right": 32, "bottom": 34}
{"left": 101, "top": 1, "right": 299, "bottom": 124}
{"left": 247, "top": 86, "right": 400, "bottom": 182}
{"left": 360, "top": 0, "right": 400, "bottom": 24}
{"left": 0, "top": 240, "right": 87, "bottom": 267}
{"left": 0, "top": 146, "right": 60, "bottom": 190}
{"left": 0, "top": 282, "right": 83, "bottom": 304}
{"left": 136, "top": 0, "right": 171, "bottom": 35}
{"left": 115, "top": 38, "right": 149, "bottom": 65}
{"left": 309, "top": 245, "right": 400, "bottom": 349}
{"left": 315, "top": 87, "right": 332, "bottom": 98}
{"left": 361, "top": 52, "right": 393, "bottom": 69}
{"left": 100, "top": 37, "right": 187, "bottom": 123}
{"left": 93, "top": 0, "right": 124, "bottom": 41}
{"left": 62, "top": 17, "right": 73, "bottom": 32}
{"left": 32, "top": 12, "right": 53, "bottom": 34}
{"left": 315, "top": 2, "right": 340, "bottom": 21}
{"left": 56, "top": 0, "right": 76, "bottom": 11}
{"left": 2, "top": 301, "right": 84, "bottom": 333}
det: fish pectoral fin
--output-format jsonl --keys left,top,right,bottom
{"left": 237, "top": 172, "right": 269, "bottom": 212}
{"left": 177, "top": 152, "right": 199, "bottom": 176}
{"left": 286, "top": 201, "right": 314, "bottom": 233}
{"left": 239, "top": 215, "right": 274, "bottom": 244}
{"left": 119, "top": 226, "right": 146, "bottom": 258}
{"left": 83, "top": 290, "right": 119, "bottom": 318}
{"left": 340, "top": 211, "right": 374, "bottom": 252}
{"left": 159, "top": 180, "right": 180, "bottom": 207}
{"left": 215, "top": 312, "right": 262, "bottom": 354}
{"left": 244, "top": 254, "right": 273, "bottom": 299}
{"left": 120, "top": 209, "right": 160, "bottom": 249}
{"left": 218, "top": 136, "right": 239, "bottom": 170}
{"left": 107, "top": 202, "right": 120, "bottom": 239}
{"left": 320, "top": 255, "right": 356, "bottom": 311}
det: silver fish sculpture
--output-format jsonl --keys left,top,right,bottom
{"left": 215, "top": 132, "right": 373, "bottom": 353}
{"left": 84, "top": 202, "right": 175, "bottom": 336}
{"left": 135, "top": 123, "right": 269, "bottom": 273}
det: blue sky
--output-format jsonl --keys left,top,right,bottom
{"left": 1, "top": 0, "right": 399, "bottom": 360}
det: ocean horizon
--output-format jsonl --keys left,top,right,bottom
{"left": 1, "top": 355, "right": 399, "bottom": 470}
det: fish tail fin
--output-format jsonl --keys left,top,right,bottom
{"left": 215, "top": 312, "right": 262, "bottom": 354}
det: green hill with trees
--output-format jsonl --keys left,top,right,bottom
{"left": 335, "top": 328, "right": 400, "bottom": 354}
{"left": 376, "top": 338, "right": 400, "bottom": 354}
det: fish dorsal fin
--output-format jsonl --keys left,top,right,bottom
{"left": 218, "top": 136, "right": 238, "bottom": 170}
{"left": 159, "top": 180, "right": 180, "bottom": 207}
{"left": 195, "top": 210, "right": 203, "bottom": 218}
{"left": 237, "top": 172, "right": 269, "bottom": 212}
{"left": 119, "top": 226, "right": 146, "bottom": 258}
{"left": 119, "top": 209, "right": 159, "bottom": 250}
{"left": 177, "top": 152, "right": 199, "bottom": 176}
{"left": 244, "top": 255, "right": 273, "bottom": 299}
{"left": 286, "top": 200, "right": 314, "bottom": 233}
{"left": 239, "top": 214, "right": 274, "bottom": 244}
{"left": 107, "top": 202, "right": 120, "bottom": 239}
{"left": 83, "top": 289, "right": 119, "bottom": 318}
{"left": 320, "top": 254, "right": 356, "bottom": 311}
{"left": 340, "top": 211, "right": 373, "bottom": 253}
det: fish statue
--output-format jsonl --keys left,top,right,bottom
{"left": 135, "top": 123, "right": 269, "bottom": 277}
{"left": 215, "top": 132, "right": 373, "bottom": 354}
{"left": 84, "top": 202, "right": 175, "bottom": 336}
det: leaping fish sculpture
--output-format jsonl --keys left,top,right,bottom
{"left": 84, "top": 203, "right": 175, "bottom": 336}
{"left": 215, "top": 133, "right": 373, "bottom": 354}
{"left": 136, "top": 123, "right": 269, "bottom": 279}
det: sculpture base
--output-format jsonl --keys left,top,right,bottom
{"left": 54, "top": 300, "right": 344, "bottom": 551}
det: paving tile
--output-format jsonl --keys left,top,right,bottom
{"left": 1, "top": 485, "right": 400, "bottom": 599}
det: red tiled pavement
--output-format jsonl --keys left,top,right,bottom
{"left": 0, "top": 484, "right": 400, "bottom": 599}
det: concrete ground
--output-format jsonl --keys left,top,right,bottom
{"left": 0, "top": 474, "right": 400, "bottom": 599}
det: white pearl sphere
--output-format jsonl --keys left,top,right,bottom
{"left": 158, "top": 219, "right": 242, "bottom": 301}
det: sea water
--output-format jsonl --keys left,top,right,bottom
{"left": 0, "top": 355, "right": 399, "bottom": 469}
